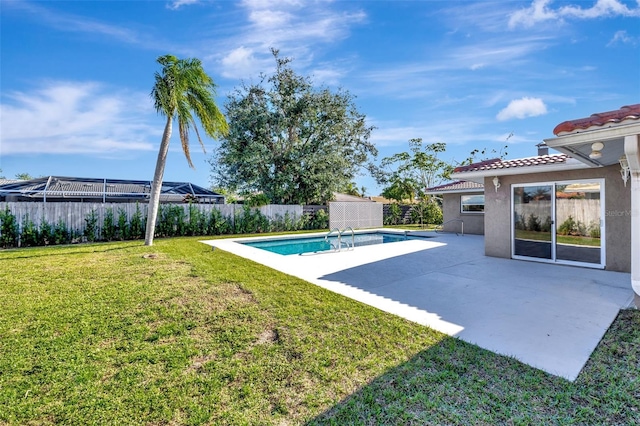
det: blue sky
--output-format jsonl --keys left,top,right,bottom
{"left": 1, "top": 0, "right": 639, "bottom": 195}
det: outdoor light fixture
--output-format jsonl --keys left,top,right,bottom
{"left": 589, "top": 141, "right": 604, "bottom": 159}
{"left": 620, "top": 155, "right": 630, "bottom": 187}
{"left": 492, "top": 176, "right": 501, "bottom": 192}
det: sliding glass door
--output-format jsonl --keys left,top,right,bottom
{"left": 513, "top": 185, "right": 553, "bottom": 260}
{"left": 512, "top": 180, "right": 604, "bottom": 268}
{"left": 555, "top": 182, "right": 602, "bottom": 265}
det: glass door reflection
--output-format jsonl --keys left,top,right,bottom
{"left": 513, "top": 185, "right": 553, "bottom": 260}
{"left": 555, "top": 182, "right": 601, "bottom": 264}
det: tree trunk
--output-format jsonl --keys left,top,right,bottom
{"left": 144, "top": 116, "right": 173, "bottom": 246}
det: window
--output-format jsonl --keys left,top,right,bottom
{"left": 461, "top": 194, "right": 484, "bottom": 213}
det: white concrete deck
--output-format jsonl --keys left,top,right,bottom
{"left": 201, "top": 230, "right": 633, "bottom": 381}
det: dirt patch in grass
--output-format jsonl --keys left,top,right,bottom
{"left": 256, "top": 328, "right": 280, "bottom": 345}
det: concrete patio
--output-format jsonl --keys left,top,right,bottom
{"left": 202, "top": 231, "right": 634, "bottom": 381}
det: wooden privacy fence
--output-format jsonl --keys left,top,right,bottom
{"left": 0, "top": 202, "right": 303, "bottom": 234}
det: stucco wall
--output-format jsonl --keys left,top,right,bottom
{"left": 442, "top": 192, "right": 485, "bottom": 235}
{"left": 483, "top": 164, "right": 631, "bottom": 272}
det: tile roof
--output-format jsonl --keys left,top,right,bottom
{"left": 425, "top": 180, "right": 484, "bottom": 193}
{"left": 553, "top": 104, "right": 640, "bottom": 135}
{"left": 454, "top": 154, "right": 569, "bottom": 174}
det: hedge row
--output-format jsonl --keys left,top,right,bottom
{"left": 0, "top": 204, "right": 329, "bottom": 249}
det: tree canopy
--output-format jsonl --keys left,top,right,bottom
{"left": 370, "top": 138, "right": 452, "bottom": 203}
{"left": 211, "top": 49, "right": 376, "bottom": 205}
{"left": 15, "top": 173, "right": 33, "bottom": 180}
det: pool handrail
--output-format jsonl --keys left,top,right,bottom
{"left": 435, "top": 219, "right": 464, "bottom": 236}
{"left": 325, "top": 227, "right": 357, "bottom": 251}
{"left": 325, "top": 228, "right": 342, "bottom": 251}
{"left": 339, "top": 227, "right": 355, "bottom": 250}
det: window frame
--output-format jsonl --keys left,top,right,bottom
{"left": 460, "top": 194, "right": 485, "bottom": 214}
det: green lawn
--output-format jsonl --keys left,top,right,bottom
{"left": 1, "top": 237, "right": 638, "bottom": 425}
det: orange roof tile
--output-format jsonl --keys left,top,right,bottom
{"left": 453, "top": 154, "right": 569, "bottom": 174}
{"left": 553, "top": 104, "right": 640, "bottom": 135}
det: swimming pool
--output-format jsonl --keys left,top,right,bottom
{"left": 242, "top": 231, "right": 432, "bottom": 255}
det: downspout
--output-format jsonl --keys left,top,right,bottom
{"left": 624, "top": 134, "right": 640, "bottom": 307}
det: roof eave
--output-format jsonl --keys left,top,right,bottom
{"left": 544, "top": 121, "right": 640, "bottom": 148}
{"left": 424, "top": 188, "right": 484, "bottom": 195}
{"left": 450, "top": 161, "right": 591, "bottom": 182}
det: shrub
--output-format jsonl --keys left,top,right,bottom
{"left": 157, "top": 205, "right": 188, "bottom": 237}
{"left": 0, "top": 207, "right": 19, "bottom": 248}
{"left": 21, "top": 215, "right": 39, "bottom": 247}
{"left": 129, "top": 204, "right": 145, "bottom": 240}
{"left": 311, "top": 209, "right": 329, "bottom": 229}
{"left": 187, "top": 204, "right": 206, "bottom": 236}
{"left": 235, "top": 206, "right": 269, "bottom": 234}
{"left": 84, "top": 209, "right": 99, "bottom": 242}
{"left": 53, "top": 219, "right": 71, "bottom": 245}
{"left": 102, "top": 208, "right": 116, "bottom": 241}
{"left": 384, "top": 203, "right": 402, "bottom": 225}
{"left": 557, "top": 216, "right": 576, "bottom": 236}
{"left": 39, "top": 219, "right": 52, "bottom": 246}
{"left": 207, "top": 208, "right": 231, "bottom": 235}
{"left": 526, "top": 214, "right": 541, "bottom": 232}
{"left": 410, "top": 201, "right": 442, "bottom": 226}
{"left": 117, "top": 208, "right": 129, "bottom": 240}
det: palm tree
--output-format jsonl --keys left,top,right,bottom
{"left": 144, "top": 55, "right": 228, "bottom": 246}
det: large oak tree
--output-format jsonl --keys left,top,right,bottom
{"left": 211, "top": 50, "right": 376, "bottom": 205}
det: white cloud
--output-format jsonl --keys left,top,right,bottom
{"left": 213, "top": 1, "right": 367, "bottom": 80}
{"left": 167, "top": 0, "right": 200, "bottom": 10}
{"left": 607, "top": 30, "right": 638, "bottom": 46}
{"left": 220, "top": 46, "right": 263, "bottom": 79}
{"left": 559, "top": 0, "right": 640, "bottom": 18}
{"left": 6, "top": 1, "right": 183, "bottom": 53}
{"left": 9, "top": 1, "right": 139, "bottom": 43}
{"left": 509, "top": 0, "right": 640, "bottom": 28}
{"left": 496, "top": 97, "right": 548, "bottom": 121}
{"left": 0, "top": 82, "right": 157, "bottom": 155}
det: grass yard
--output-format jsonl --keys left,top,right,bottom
{"left": 1, "top": 236, "right": 638, "bottom": 425}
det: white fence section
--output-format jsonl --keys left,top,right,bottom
{"left": 0, "top": 202, "right": 303, "bottom": 234}
{"left": 328, "top": 202, "right": 383, "bottom": 230}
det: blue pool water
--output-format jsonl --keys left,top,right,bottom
{"left": 242, "top": 232, "right": 431, "bottom": 255}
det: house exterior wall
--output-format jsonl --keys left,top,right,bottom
{"left": 442, "top": 193, "right": 484, "bottom": 235}
{"left": 483, "top": 164, "right": 631, "bottom": 272}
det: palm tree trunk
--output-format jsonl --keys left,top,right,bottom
{"left": 144, "top": 116, "right": 173, "bottom": 246}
